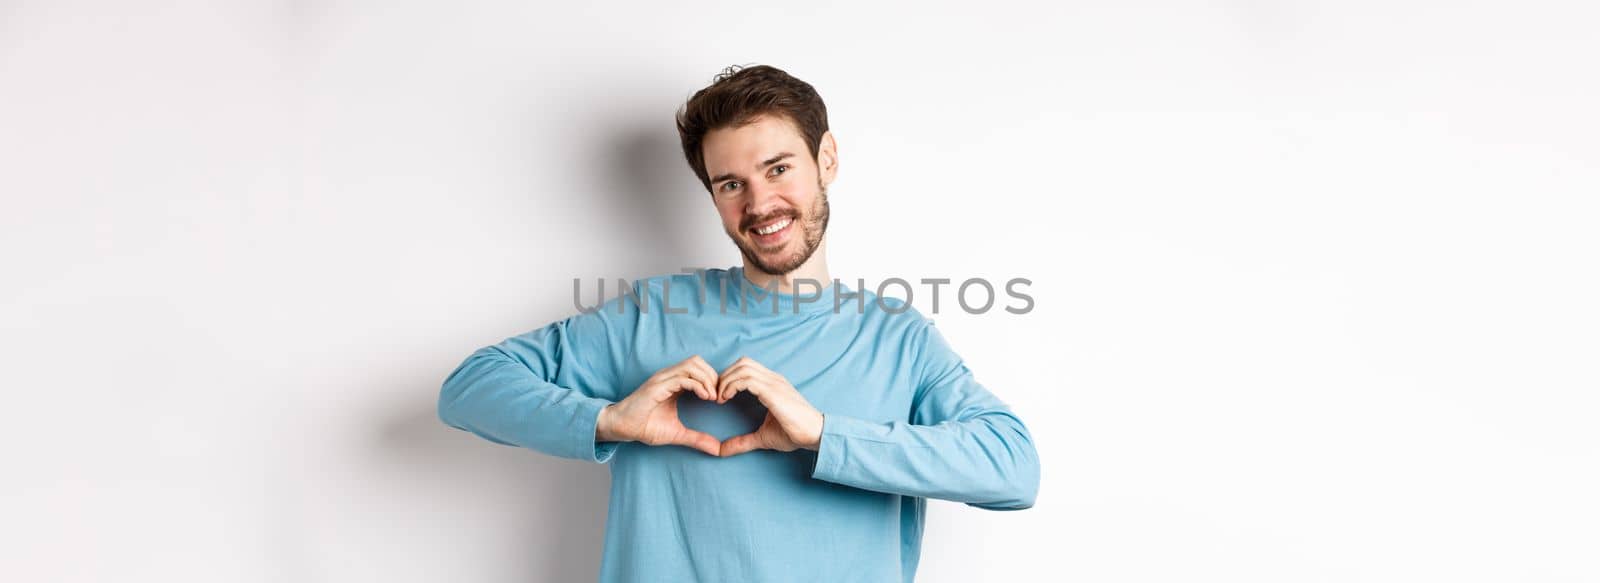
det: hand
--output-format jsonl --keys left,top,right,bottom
{"left": 596, "top": 355, "right": 721, "bottom": 456}
{"left": 715, "top": 356, "right": 825, "bottom": 456}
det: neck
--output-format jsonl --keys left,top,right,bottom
{"left": 740, "top": 238, "right": 830, "bottom": 294}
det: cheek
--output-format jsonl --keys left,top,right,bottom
{"left": 716, "top": 205, "right": 742, "bottom": 230}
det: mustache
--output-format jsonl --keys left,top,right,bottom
{"left": 740, "top": 208, "right": 799, "bottom": 232}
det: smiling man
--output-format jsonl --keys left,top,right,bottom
{"left": 437, "top": 64, "right": 1040, "bottom": 583}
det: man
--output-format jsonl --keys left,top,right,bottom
{"left": 438, "top": 64, "right": 1039, "bottom": 582}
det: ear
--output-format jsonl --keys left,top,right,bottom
{"left": 817, "top": 130, "right": 839, "bottom": 186}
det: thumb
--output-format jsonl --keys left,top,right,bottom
{"left": 672, "top": 428, "right": 721, "bottom": 457}
{"left": 718, "top": 431, "right": 765, "bottom": 457}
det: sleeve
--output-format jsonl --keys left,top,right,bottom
{"left": 436, "top": 311, "right": 624, "bottom": 464}
{"left": 809, "top": 319, "right": 1041, "bottom": 509}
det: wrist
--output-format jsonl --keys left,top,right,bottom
{"left": 802, "top": 411, "right": 825, "bottom": 451}
{"left": 596, "top": 403, "right": 620, "bottom": 442}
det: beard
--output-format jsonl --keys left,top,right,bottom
{"left": 727, "top": 179, "right": 831, "bottom": 277}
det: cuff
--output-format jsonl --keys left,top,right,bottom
{"left": 810, "top": 413, "right": 877, "bottom": 482}
{"left": 572, "top": 396, "right": 619, "bottom": 464}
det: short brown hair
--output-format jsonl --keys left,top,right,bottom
{"left": 675, "top": 64, "right": 830, "bottom": 193}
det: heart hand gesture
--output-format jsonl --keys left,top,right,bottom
{"left": 595, "top": 355, "right": 721, "bottom": 456}
{"left": 715, "top": 356, "right": 824, "bottom": 456}
{"left": 595, "top": 355, "right": 823, "bottom": 457}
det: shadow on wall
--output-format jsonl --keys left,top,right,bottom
{"left": 594, "top": 126, "right": 708, "bottom": 275}
{"left": 382, "top": 401, "right": 611, "bottom": 582}
{"left": 381, "top": 111, "right": 711, "bottom": 580}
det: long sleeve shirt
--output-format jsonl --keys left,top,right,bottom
{"left": 437, "top": 266, "right": 1040, "bottom": 582}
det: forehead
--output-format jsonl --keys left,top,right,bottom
{"left": 702, "top": 114, "right": 807, "bottom": 173}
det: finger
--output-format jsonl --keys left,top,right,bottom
{"left": 667, "top": 368, "right": 709, "bottom": 401}
{"left": 719, "top": 356, "right": 760, "bottom": 377}
{"left": 689, "top": 355, "right": 719, "bottom": 389}
{"left": 717, "top": 359, "right": 748, "bottom": 381}
{"left": 654, "top": 357, "right": 716, "bottom": 400}
{"left": 737, "top": 370, "right": 779, "bottom": 401}
{"left": 718, "top": 371, "right": 761, "bottom": 403}
{"left": 741, "top": 361, "right": 787, "bottom": 393}
{"left": 653, "top": 376, "right": 708, "bottom": 402}
{"left": 719, "top": 431, "right": 765, "bottom": 457}
{"left": 652, "top": 360, "right": 706, "bottom": 401}
{"left": 736, "top": 356, "right": 769, "bottom": 374}
{"left": 680, "top": 357, "right": 718, "bottom": 400}
{"left": 646, "top": 360, "right": 681, "bottom": 384}
{"left": 719, "top": 360, "right": 783, "bottom": 402}
{"left": 673, "top": 428, "right": 722, "bottom": 457}
{"left": 715, "top": 363, "right": 746, "bottom": 402}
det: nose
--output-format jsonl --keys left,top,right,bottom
{"left": 743, "top": 179, "right": 784, "bottom": 218}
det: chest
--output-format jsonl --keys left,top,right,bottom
{"left": 620, "top": 314, "right": 923, "bottom": 435}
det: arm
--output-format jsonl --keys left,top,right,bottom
{"left": 809, "top": 320, "right": 1041, "bottom": 510}
{"left": 437, "top": 315, "right": 621, "bottom": 463}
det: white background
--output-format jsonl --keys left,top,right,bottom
{"left": 3, "top": 1, "right": 1597, "bottom": 581}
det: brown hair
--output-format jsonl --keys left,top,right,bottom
{"left": 675, "top": 64, "right": 830, "bottom": 193}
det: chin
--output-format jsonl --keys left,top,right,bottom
{"left": 728, "top": 224, "right": 817, "bottom": 276}
{"left": 752, "top": 250, "right": 802, "bottom": 275}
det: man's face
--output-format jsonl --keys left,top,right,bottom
{"left": 701, "top": 114, "right": 837, "bottom": 276}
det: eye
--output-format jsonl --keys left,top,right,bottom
{"left": 721, "top": 181, "right": 741, "bottom": 192}
{"left": 771, "top": 164, "right": 789, "bottom": 176}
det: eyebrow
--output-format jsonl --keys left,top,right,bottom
{"left": 709, "top": 152, "right": 796, "bottom": 187}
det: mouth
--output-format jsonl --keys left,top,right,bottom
{"left": 747, "top": 216, "right": 794, "bottom": 247}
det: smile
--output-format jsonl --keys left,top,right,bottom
{"left": 754, "top": 218, "right": 791, "bottom": 235}
{"left": 747, "top": 216, "right": 795, "bottom": 247}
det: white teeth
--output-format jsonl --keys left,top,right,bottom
{"left": 755, "top": 218, "right": 791, "bottom": 235}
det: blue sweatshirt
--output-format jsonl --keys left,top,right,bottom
{"left": 438, "top": 266, "right": 1040, "bottom": 582}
